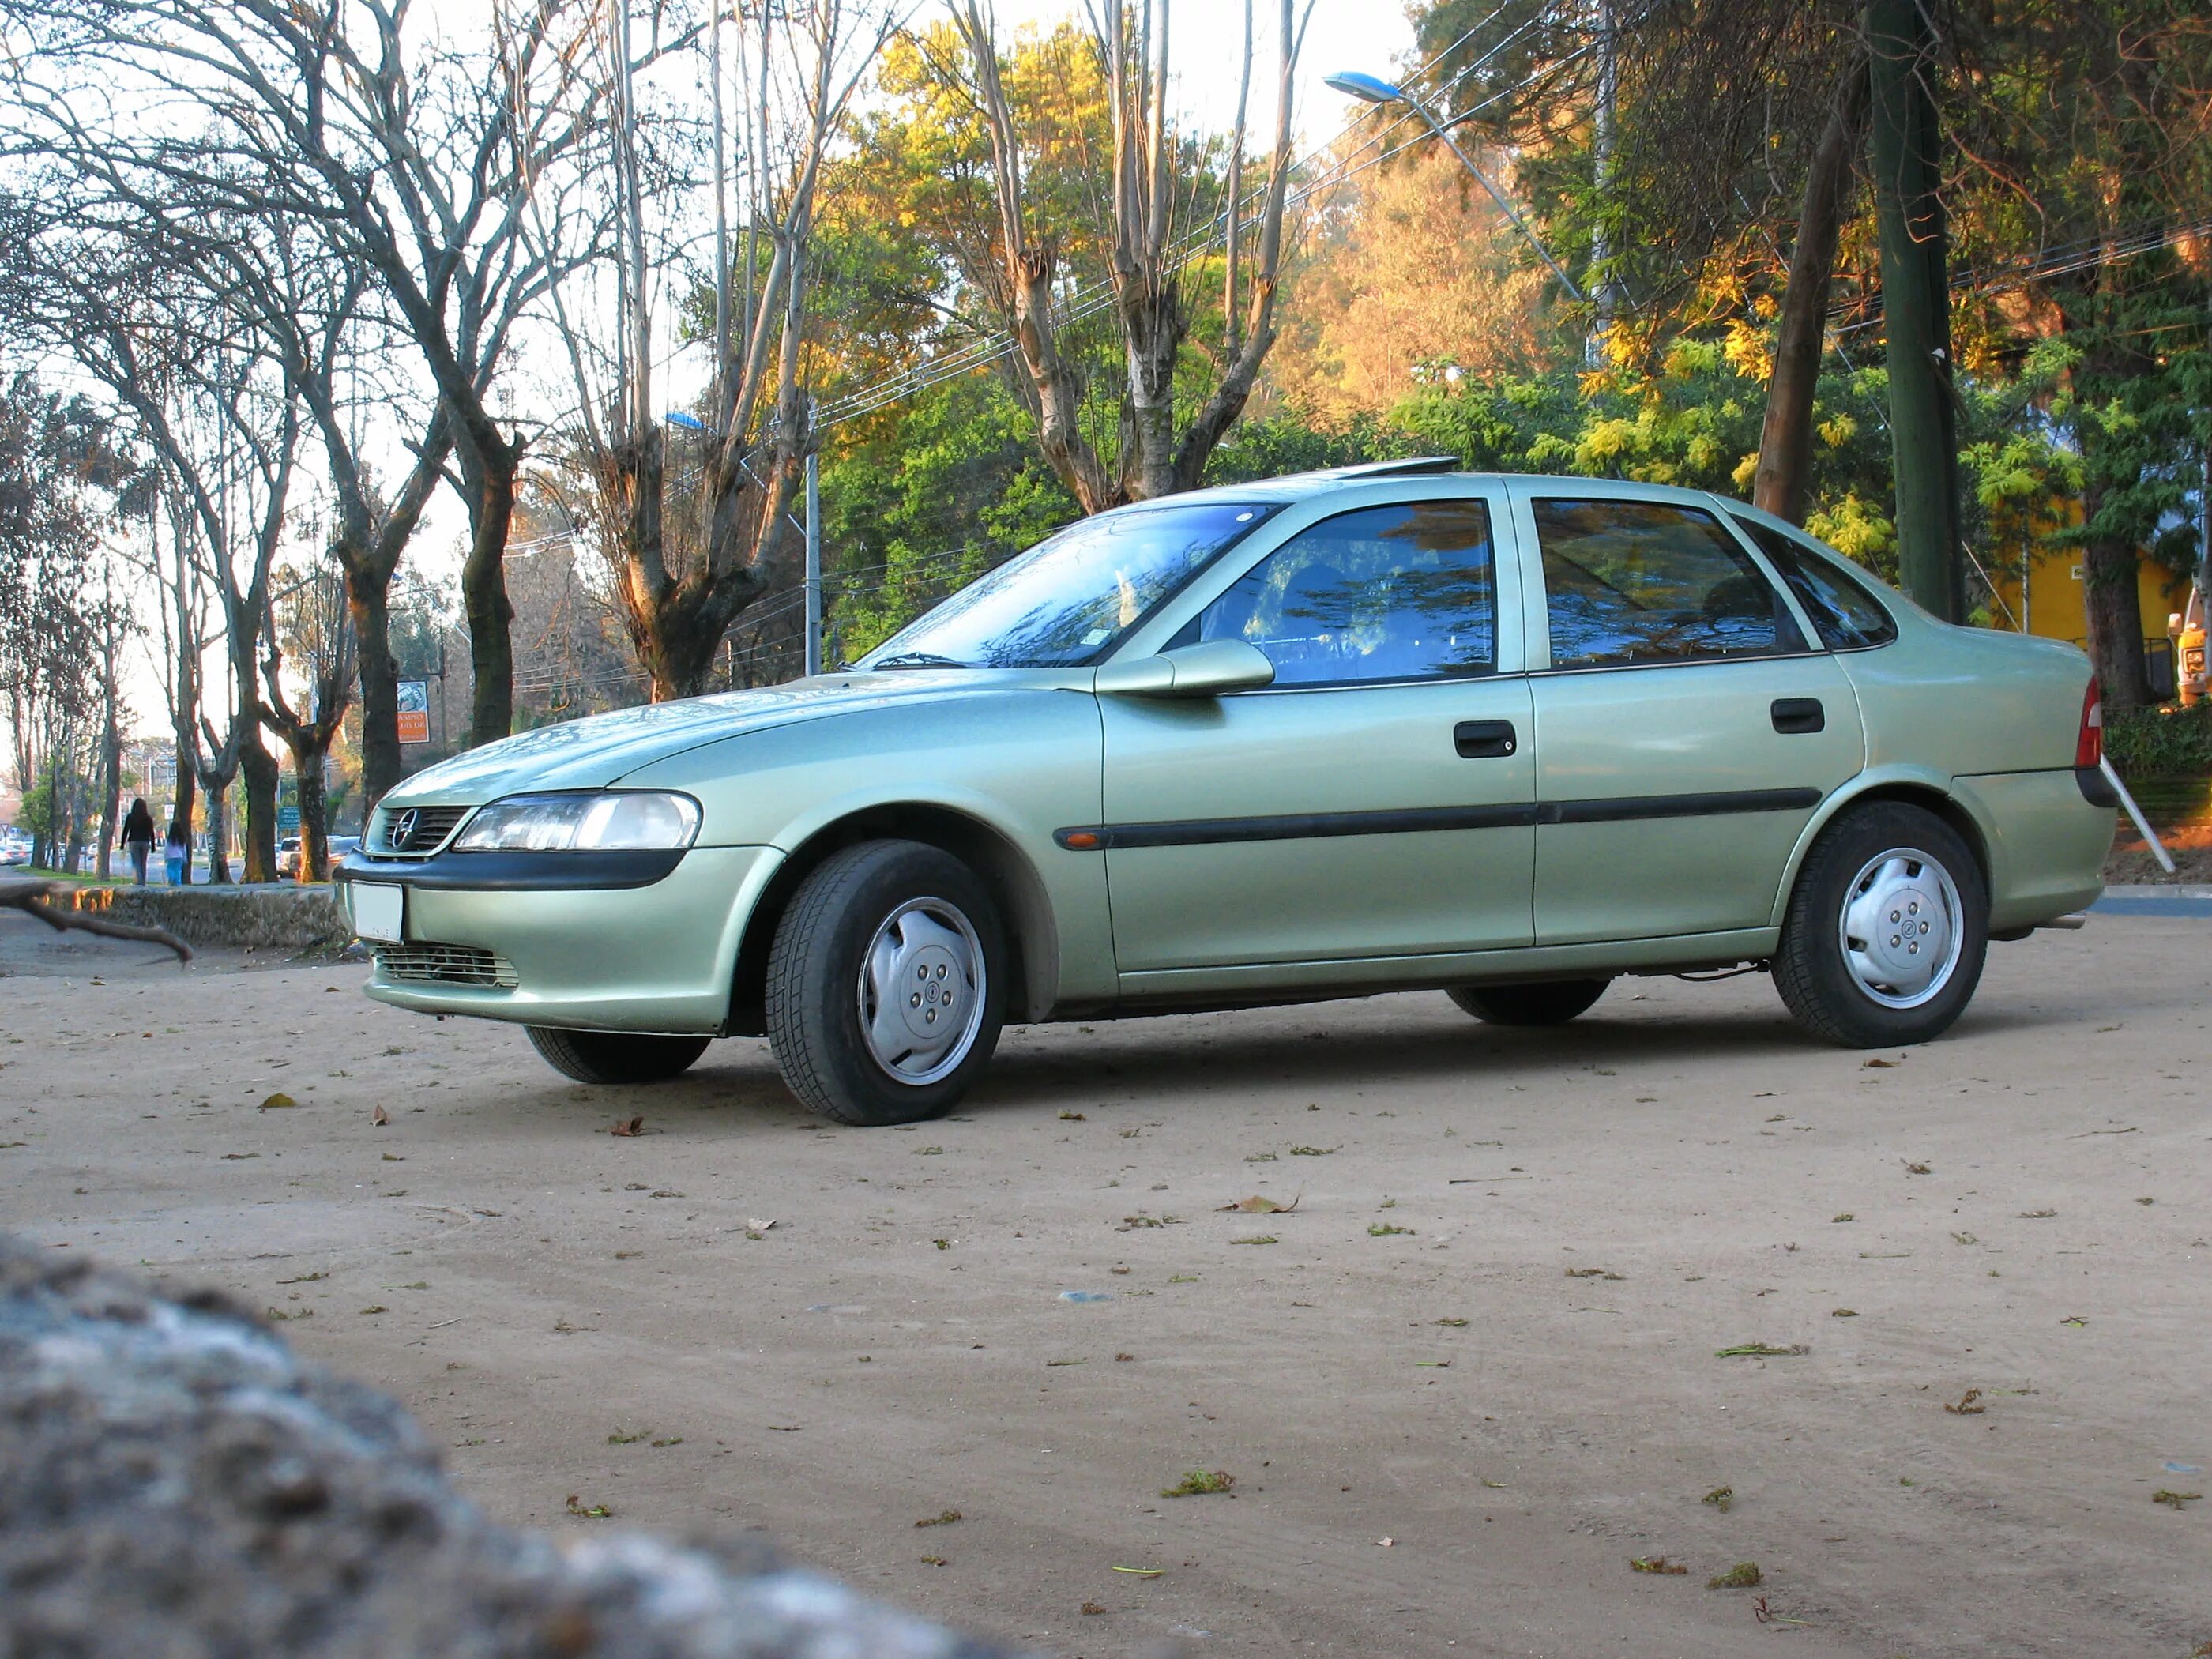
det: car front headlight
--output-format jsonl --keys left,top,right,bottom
{"left": 453, "top": 792, "right": 702, "bottom": 852}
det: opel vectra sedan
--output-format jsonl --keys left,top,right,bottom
{"left": 339, "top": 461, "right": 2115, "bottom": 1124}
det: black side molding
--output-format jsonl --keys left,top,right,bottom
{"left": 2075, "top": 766, "right": 2118, "bottom": 807}
{"left": 1055, "top": 788, "right": 1823, "bottom": 850}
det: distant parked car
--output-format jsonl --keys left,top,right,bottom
{"left": 340, "top": 461, "right": 2115, "bottom": 1126}
{"left": 276, "top": 836, "right": 303, "bottom": 878}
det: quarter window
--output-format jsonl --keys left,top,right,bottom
{"left": 1181, "top": 500, "right": 1497, "bottom": 687}
{"left": 1535, "top": 498, "right": 1804, "bottom": 667}
{"left": 1731, "top": 517, "right": 1898, "bottom": 651}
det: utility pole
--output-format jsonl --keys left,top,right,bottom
{"left": 1867, "top": 0, "right": 1962, "bottom": 622}
{"left": 804, "top": 450, "right": 822, "bottom": 677}
{"left": 1587, "top": 0, "right": 1618, "bottom": 359}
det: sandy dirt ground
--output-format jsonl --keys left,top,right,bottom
{"left": 3, "top": 906, "right": 2209, "bottom": 1659}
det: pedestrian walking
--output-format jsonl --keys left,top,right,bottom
{"left": 120, "top": 798, "right": 156, "bottom": 886}
{"left": 164, "top": 814, "right": 190, "bottom": 886}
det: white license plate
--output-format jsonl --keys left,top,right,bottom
{"left": 352, "top": 882, "right": 405, "bottom": 944}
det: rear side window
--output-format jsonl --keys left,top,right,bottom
{"left": 1731, "top": 517, "right": 1898, "bottom": 651}
{"left": 1533, "top": 498, "right": 1804, "bottom": 668}
{"left": 1180, "top": 499, "right": 1497, "bottom": 686}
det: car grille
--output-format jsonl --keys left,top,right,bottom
{"left": 372, "top": 943, "right": 518, "bottom": 989}
{"left": 372, "top": 804, "right": 468, "bottom": 855}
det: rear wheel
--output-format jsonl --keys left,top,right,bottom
{"left": 1446, "top": 978, "right": 1612, "bottom": 1027}
{"left": 765, "top": 840, "right": 1005, "bottom": 1126}
{"left": 525, "top": 1026, "right": 711, "bottom": 1084}
{"left": 1774, "top": 801, "right": 1987, "bottom": 1047}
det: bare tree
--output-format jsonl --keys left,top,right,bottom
{"left": 262, "top": 559, "right": 356, "bottom": 882}
{"left": 1, "top": 0, "right": 621, "bottom": 750}
{"left": 949, "top": 0, "right": 1308, "bottom": 511}
{"left": 532, "top": 1, "right": 893, "bottom": 702}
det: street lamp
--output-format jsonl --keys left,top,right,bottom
{"left": 1325, "top": 70, "right": 1586, "bottom": 303}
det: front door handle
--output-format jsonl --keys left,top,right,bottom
{"left": 1454, "top": 719, "right": 1518, "bottom": 759}
{"left": 1771, "top": 698, "right": 1825, "bottom": 735}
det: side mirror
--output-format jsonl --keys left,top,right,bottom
{"left": 1094, "top": 638, "right": 1276, "bottom": 698}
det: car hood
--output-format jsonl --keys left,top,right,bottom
{"left": 380, "top": 669, "right": 1083, "bottom": 807}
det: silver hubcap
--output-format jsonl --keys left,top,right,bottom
{"left": 1838, "top": 847, "right": 1964, "bottom": 1010}
{"left": 857, "top": 897, "right": 985, "bottom": 1085}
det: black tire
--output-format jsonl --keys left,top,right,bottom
{"left": 1446, "top": 977, "right": 1612, "bottom": 1026}
{"left": 525, "top": 1026, "right": 711, "bottom": 1084}
{"left": 765, "top": 839, "right": 1006, "bottom": 1126}
{"left": 1774, "top": 801, "right": 1988, "bottom": 1048}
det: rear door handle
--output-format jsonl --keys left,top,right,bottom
{"left": 1771, "top": 698, "right": 1825, "bottom": 735}
{"left": 1454, "top": 720, "right": 1518, "bottom": 759}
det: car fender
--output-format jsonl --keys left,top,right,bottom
{"left": 1766, "top": 765, "right": 1989, "bottom": 931}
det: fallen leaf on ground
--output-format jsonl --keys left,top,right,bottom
{"left": 914, "top": 1510, "right": 961, "bottom": 1527}
{"left": 370, "top": 1104, "right": 389, "bottom": 1127}
{"left": 1230, "top": 1233, "right": 1278, "bottom": 1245}
{"left": 1702, "top": 1486, "right": 1733, "bottom": 1512}
{"left": 1564, "top": 1267, "right": 1625, "bottom": 1280}
{"left": 920, "top": 1555, "right": 948, "bottom": 1567}
{"left": 1220, "top": 1194, "right": 1299, "bottom": 1213}
{"left": 1944, "top": 1389, "right": 1985, "bottom": 1415}
{"left": 1288, "top": 1145, "right": 1337, "bottom": 1156}
{"left": 1630, "top": 1556, "right": 1687, "bottom": 1574}
{"left": 1434, "top": 1317, "right": 1469, "bottom": 1327}
{"left": 747, "top": 1217, "right": 776, "bottom": 1232}
{"left": 1079, "top": 1600, "right": 1106, "bottom": 1614}
{"left": 1160, "top": 1469, "right": 1234, "bottom": 1498}
{"left": 2018, "top": 1208, "right": 2058, "bottom": 1219}
{"left": 1832, "top": 1213, "right": 1855, "bottom": 1222}
{"left": 1903, "top": 1160, "right": 1932, "bottom": 1174}
{"left": 1059, "top": 1111, "right": 1085, "bottom": 1121}
{"left": 565, "top": 1495, "right": 613, "bottom": 1518}
{"left": 610, "top": 1116, "right": 645, "bottom": 1137}
{"left": 1708, "top": 1563, "right": 1762, "bottom": 1589}
{"left": 2153, "top": 1489, "right": 2202, "bottom": 1509}
{"left": 1108, "top": 1567, "right": 1162, "bottom": 1577}
{"left": 1861, "top": 1059, "right": 1896, "bottom": 1069}
{"left": 1715, "top": 1342, "right": 1808, "bottom": 1358}
{"left": 258, "top": 1093, "right": 297, "bottom": 1110}
{"left": 2059, "top": 1315, "right": 2086, "bottom": 1327}
{"left": 1375, "top": 1537, "right": 1394, "bottom": 1547}
{"left": 1832, "top": 1308, "right": 1858, "bottom": 1319}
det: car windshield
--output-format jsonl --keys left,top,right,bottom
{"left": 862, "top": 500, "right": 1277, "bottom": 670}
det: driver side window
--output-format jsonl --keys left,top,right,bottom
{"left": 1177, "top": 500, "right": 1497, "bottom": 687}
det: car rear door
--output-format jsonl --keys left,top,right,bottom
{"left": 1515, "top": 487, "right": 1864, "bottom": 945}
{"left": 1096, "top": 491, "right": 1537, "bottom": 973}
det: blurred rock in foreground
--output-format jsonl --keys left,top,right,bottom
{"left": 0, "top": 1235, "right": 1014, "bottom": 1659}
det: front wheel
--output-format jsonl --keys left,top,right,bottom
{"left": 1446, "top": 978, "right": 1612, "bottom": 1026}
{"left": 765, "top": 840, "right": 1005, "bottom": 1126}
{"left": 525, "top": 1026, "right": 711, "bottom": 1084}
{"left": 1774, "top": 802, "right": 1988, "bottom": 1048}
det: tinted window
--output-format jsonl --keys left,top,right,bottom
{"left": 1731, "top": 517, "right": 1898, "bottom": 651}
{"left": 1535, "top": 498, "right": 1802, "bottom": 667}
{"left": 1181, "top": 500, "right": 1497, "bottom": 687}
{"left": 864, "top": 501, "right": 1276, "bottom": 669}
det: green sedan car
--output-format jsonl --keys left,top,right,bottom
{"left": 338, "top": 461, "right": 2114, "bottom": 1125}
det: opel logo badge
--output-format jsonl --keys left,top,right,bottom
{"left": 393, "top": 808, "right": 419, "bottom": 848}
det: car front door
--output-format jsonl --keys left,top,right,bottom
{"left": 1518, "top": 488, "right": 1866, "bottom": 945}
{"left": 1095, "top": 493, "right": 1536, "bottom": 975}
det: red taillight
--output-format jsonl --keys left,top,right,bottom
{"left": 2075, "top": 678, "right": 2103, "bottom": 768}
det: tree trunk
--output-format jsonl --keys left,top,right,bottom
{"left": 202, "top": 782, "right": 230, "bottom": 885}
{"left": 1867, "top": 0, "right": 1962, "bottom": 620}
{"left": 239, "top": 739, "right": 280, "bottom": 884}
{"left": 169, "top": 727, "right": 198, "bottom": 886}
{"left": 459, "top": 453, "right": 517, "bottom": 750}
{"left": 350, "top": 565, "right": 404, "bottom": 813}
{"left": 96, "top": 720, "right": 120, "bottom": 882}
{"left": 2081, "top": 505, "right": 2152, "bottom": 710}
{"left": 1753, "top": 58, "right": 1868, "bottom": 525}
{"left": 292, "top": 746, "right": 329, "bottom": 884}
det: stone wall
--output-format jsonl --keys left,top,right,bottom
{"left": 0, "top": 1236, "right": 1014, "bottom": 1659}
{"left": 64, "top": 882, "right": 352, "bottom": 950}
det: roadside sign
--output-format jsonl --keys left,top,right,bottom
{"left": 278, "top": 804, "right": 301, "bottom": 833}
{"left": 397, "top": 679, "right": 431, "bottom": 744}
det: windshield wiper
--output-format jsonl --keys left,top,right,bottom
{"left": 869, "top": 651, "right": 971, "bottom": 670}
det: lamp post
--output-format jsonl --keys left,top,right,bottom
{"left": 1325, "top": 70, "right": 1585, "bottom": 303}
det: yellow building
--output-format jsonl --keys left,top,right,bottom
{"left": 1987, "top": 544, "right": 2192, "bottom": 695}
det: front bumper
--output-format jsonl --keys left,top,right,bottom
{"left": 339, "top": 845, "right": 781, "bottom": 1034}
